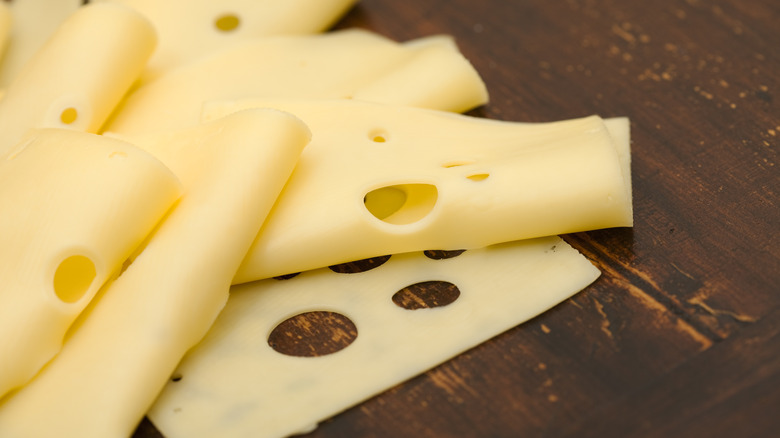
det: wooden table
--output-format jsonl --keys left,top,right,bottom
{"left": 135, "top": 0, "right": 779, "bottom": 436}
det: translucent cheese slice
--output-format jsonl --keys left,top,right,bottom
{"left": 0, "top": 0, "right": 83, "bottom": 88}
{"left": 0, "top": 129, "right": 182, "bottom": 399}
{"left": 0, "top": 109, "right": 311, "bottom": 438}
{"left": 200, "top": 99, "right": 632, "bottom": 283}
{"left": 98, "top": 0, "right": 358, "bottom": 81}
{"left": 149, "top": 236, "right": 600, "bottom": 438}
{"left": 103, "top": 29, "right": 488, "bottom": 136}
{"left": 0, "top": 2, "right": 157, "bottom": 157}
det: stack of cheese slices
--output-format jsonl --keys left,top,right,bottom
{"left": 0, "top": 1, "right": 633, "bottom": 437}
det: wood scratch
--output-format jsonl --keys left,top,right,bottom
{"left": 592, "top": 298, "right": 614, "bottom": 339}
{"left": 670, "top": 262, "right": 697, "bottom": 281}
{"left": 688, "top": 296, "right": 758, "bottom": 323}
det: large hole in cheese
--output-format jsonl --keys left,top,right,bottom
{"left": 53, "top": 254, "right": 96, "bottom": 303}
{"left": 363, "top": 183, "right": 438, "bottom": 225}
{"left": 392, "top": 280, "right": 461, "bottom": 310}
{"left": 268, "top": 311, "right": 358, "bottom": 357}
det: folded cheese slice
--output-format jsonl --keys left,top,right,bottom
{"left": 98, "top": 0, "right": 358, "bottom": 81}
{"left": 103, "top": 29, "right": 488, "bottom": 136}
{"left": 149, "top": 236, "right": 600, "bottom": 438}
{"left": 0, "top": 2, "right": 157, "bottom": 157}
{"left": 0, "top": 129, "right": 182, "bottom": 399}
{"left": 0, "top": 0, "right": 83, "bottom": 88}
{"left": 200, "top": 99, "right": 632, "bottom": 283}
{"left": 0, "top": 109, "right": 311, "bottom": 438}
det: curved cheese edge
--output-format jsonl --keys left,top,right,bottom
{"left": 200, "top": 98, "right": 632, "bottom": 283}
{"left": 149, "top": 236, "right": 600, "bottom": 438}
{"left": 0, "top": 3, "right": 10, "bottom": 63}
{"left": 0, "top": 109, "right": 311, "bottom": 438}
{"left": 0, "top": 2, "right": 157, "bottom": 158}
{"left": 103, "top": 29, "right": 488, "bottom": 137}
{"left": 97, "top": 0, "right": 358, "bottom": 81}
{"left": 0, "top": 0, "right": 83, "bottom": 88}
{"left": 0, "top": 129, "right": 182, "bottom": 399}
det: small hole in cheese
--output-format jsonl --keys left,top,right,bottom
{"left": 268, "top": 311, "right": 357, "bottom": 357}
{"left": 392, "top": 281, "right": 461, "bottom": 310}
{"left": 423, "top": 249, "right": 467, "bottom": 260}
{"left": 60, "top": 107, "right": 78, "bottom": 125}
{"left": 442, "top": 160, "right": 475, "bottom": 168}
{"left": 364, "top": 183, "right": 438, "bottom": 225}
{"left": 53, "top": 255, "right": 96, "bottom": 303}
{"left": 215, "top": 14, "right": 240, "bottom": 32}
{"left": 467, "top": 173, "right": 490, "bottom": 181}
{"left": 329, "top": 255, "right": 391, "bottom": 274}
{"left": 368, "top": 129, "right": 389, "bottom": 143}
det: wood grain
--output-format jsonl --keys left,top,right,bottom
{"left": 134, "top": 0, "right": 779, "bottom": 436}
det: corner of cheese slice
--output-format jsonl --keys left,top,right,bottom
{"left": 148, "top": 236, "right": 600, "bottom": 438}
{"left": 0, "top": 108, "right": 311, "bottom": 438}
{"left": 97, "top": 0, "right": 359, "bottom": 82}
{"left": 199, "top": 98, "right": 632, "bottom": 283}
{"left": 0, "top": 1, "right": 157, "bottom": 158}
{"left": 102, "top": 29, "right": 488, "bottom": 137}
{"left": 0, "top": 128, "right": 182, "bottom": 399}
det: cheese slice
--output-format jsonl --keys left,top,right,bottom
{"left": 0, "top": 109, "right": 311, "bottom": 438}
{"left": 0, "top": 0, "right": 83, "bottom": 88}
{"left": 103, "top": 29, "right": 488, "bottom": 136}
{"left": 97, "top": 0, "right": 358, "bottom": 81}
{"left": 0, "top": 129, "right": 182, "bottom": 399}
{"left": 149, "top": 236, "right": 600, "bottom": 438}
{"left": 199, "top": 99, "right": 632, "bottom": 283}
{"left": 0, "top": 2, "right": 157, "bottom": 158}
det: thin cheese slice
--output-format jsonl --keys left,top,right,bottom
{"left": 0, "top": 109, "right": 311, "bottom": 438}
{"left": 0, "top": 0, "right": 83, "bottom": 88}
{"left": 149, "top": 236, "right": 600, "bottom": 438}
{"left": 103, "top": 29, "right": 488, "bottom": 136}
{"left": 98, "top": 0, "right": 358, "bottom": 81}
{"left": 200, "top": 99, "right": 632, "bottom": 283}
{"left": 0, "top": 129, "right": 182, "bottom": 399}
{"left": 0, "top": 2, "right": 157, "bottom": 157}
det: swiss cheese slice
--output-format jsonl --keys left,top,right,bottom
{"left": 149, "top": 236, "right": 600, "bottom": 438}
{"left": 0, "top": 0, "right": 83, "bottom": 88}
{"left": 103, "top": 29, "right": 488, "bottom": 136}
{"left": 0, "top": 129, "right": 182, "bottom": 399}
{"left": 0, "top": 109, "right": 311, "bottom": 438}
{"left": 0, "top": 2, "right": 157, "bottom": 157}
{"left": 200, "top": 99, "right": 632, "bottom": 283}
{"left": 97, "top": 0, "right": 358, "bottom": 81}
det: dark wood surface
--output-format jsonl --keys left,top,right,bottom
{"left": 135, "top": 0, "right": 779, "bottom": 436}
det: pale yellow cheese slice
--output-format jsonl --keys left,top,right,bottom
{"left": 0, "top": 0, "right": 83, "bottom": 88}
{"left": 0, "top": 2, "right": 157, "bottom": 158}
{"left": 199, "top": 99, "right": 632, "bottom": 283}
{"left": 97, "top": 0, "right": 358, "bottom": 81}
{"left": 103, "top": 29, "right": 488, "bottom": 136}
{"left": 0, "top": 129, "right": 182, "bottom": 399}
{"left": 0, "top": 109, "right": 311, "bottom": 438}
{"left": 149, "top": 236, "right": 600, "bottom": 438}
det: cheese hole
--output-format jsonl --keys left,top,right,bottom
{"left": 273, "top": 272, "right": 301, "bottom": 280}
{"left": 364, "top": 183, "right": 438, "bottom": 225}
{"left": 423, "top": 249, "right": 467, "bottom": 260}
{"left": 368, "top": 129, "right": 389, "bottom": 143}
{"left": 170, "top": 372, "right": 183, "bottom": 382}
{"left": 268, "top": 311, "right": 357, "bottom": 357}
{"left": 467, "top": 173, "right": 490, "bottom": 181}
{"left": 53, "top": 255, "right": 96, "bottom": 303}
{"left": 60, "top": 107, "right": 78, "bottom": 125}
{"left": 442, "top": 160, "right": 475, "bottom": 168}
{"left": 215, "top": 14, "right": 240, "bottom": 32}
{"left": 329, "top": 255, "right": 391, "bottom": 274}
{"left": 392, "top": 281, "right": 461, "bottom": 310}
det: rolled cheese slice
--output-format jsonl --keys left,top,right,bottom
{"left": 0, "top": 2, "right": 157, "bottom": 158}
{"left": 0, "top": 0, "right": 83, "bottom": 88}
{"left": 98, "top": 0, "right": 358, "bottom": 81}
{"left": 200, "top": 99, "right": 633, "bottom": 283}
{"left": 149, "top": 236, "right": 600, "bottom": 438}
{"left": 103, "top": 29, "right": 488, "bottom": 136}
{"left": 0, "top": 109, "right": 311, "bottom": 438}
{"left": 0, "top": 129, "right": 182, "bottom": 399}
